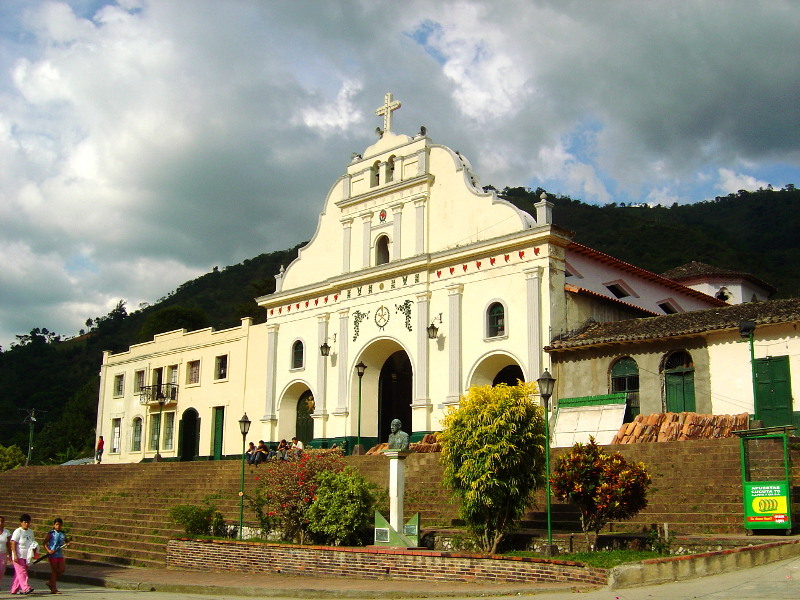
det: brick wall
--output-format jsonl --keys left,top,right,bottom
{"left": 166, "top": 538, "right": 607, "bottom": 585}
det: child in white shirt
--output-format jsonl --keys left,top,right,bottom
{"left": 10, "top": 514, "right": 35, "bottom": 595}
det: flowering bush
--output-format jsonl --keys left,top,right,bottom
{"left": 550, "top": 438, "right": 651, "bottom": 550}
{"left": 247, "top": 449, "right": 344, "bottom": 543}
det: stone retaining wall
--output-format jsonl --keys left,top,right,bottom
{"left": 608, "top": 540, "right": 800, "bottom": 588}
{"left": 166, "top": 538, "right": 607, "bottom": 586}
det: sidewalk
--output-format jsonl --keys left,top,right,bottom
{"left": 27, "top": 561, "right": 589, "bottom": 598}
{"left": 23, "top": 534, "right": 800, "bottom": 599}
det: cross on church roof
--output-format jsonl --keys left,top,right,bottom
{"left": 375, "top": 92, "right": 401, "bottom": 133}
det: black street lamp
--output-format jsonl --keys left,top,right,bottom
{"left": 537, "top": 369, "right": 556, "bottom": 554}
{"left": 238, "top": 413, "right": 251, "bottom": 540}
{"left": 354, "top": 361, "right": 367, "bottom": 455}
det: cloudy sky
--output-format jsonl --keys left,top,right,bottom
{"left": 1, "top": 0, "right": 799, "bottom": 349}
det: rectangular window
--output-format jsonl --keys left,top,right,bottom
{"left": 111, "top": 419, "right": 121, "bottom": 453}
{"left": 606, "top": 283, "right": 630, "bottom": 299}
{"left": 134, "top": 370, "right": 145, "bottom": 394}
{"left": 168, "top": 364, "right": 178, "bottom": 384}
{"left": 149, "top": 414, "right": 161, "bottom": 451}
{"left": 658, "top": 302, "right": 678, "bottom": 314}
{"left": 187, "top": 360, "right": 200, "bottom": 385}
{"left": 113, "top": 374, "right": 125, "bottom": 397}
{"left": 215, "top": 355, "right": 228, "bottom": 380}
{"left": 162, "top": 412, "right": 175, "bottom": 450}
{"left": 131, "top": 418, "right": 142, "bottom": 452}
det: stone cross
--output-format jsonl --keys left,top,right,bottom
{"left": 375, "top": 92, "right": 402, "bottom": 133}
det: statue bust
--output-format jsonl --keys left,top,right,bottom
{"left": 387, "top": 418, "right": 410, "bottom": 451}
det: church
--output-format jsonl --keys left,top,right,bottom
{"left": 96, "top": 94, "right": 730, "bottom": 462}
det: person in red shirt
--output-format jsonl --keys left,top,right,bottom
{"left": 95, "top": 436, "right": 104, "bottom": 464}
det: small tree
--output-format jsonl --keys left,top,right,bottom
{"left": 0, "top": 444, "right": 25, "bottom": 472}
{"left": 306, "top": 466, "right": 379, "bottom": 546}
{"left": 247, "top": 450, "right": 344, "bottom": 543}
{"left": 551, "top": 438, "right": 651, "bottom": 550}
{"left": 438, "top": 382, "right": 546, "bottom": 554}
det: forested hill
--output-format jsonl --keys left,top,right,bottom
{"left": 1, "top": 187, "right": 797, "bottom": 463}
{"left": 500, "top": 185, "right": 800, "bottom": 297}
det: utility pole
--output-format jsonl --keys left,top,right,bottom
{"left": 21, "top": 408, "right": 46, "bottom": 466}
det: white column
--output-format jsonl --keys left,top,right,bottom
{"left": 446, "top": 284, "right": 463, "bottom": 404}
{"left": 341, "top": 218, "right": 352, "bottom": 273}
{"left": 388, "top": 453, "right": 407, "bottom": 532}
{"left": 414, "top": 196, "right": 426, "bottom": 255}
{"left": 534, "top": 195, "right": 554, "bottom": 225}
{"left": 361, "top": 213, "right": 373, "bottom": 269}
{"left": 263, "top": 324, "right": 279, "bottom": 421}
{"left": 391, "top": 203, "right": 403, "bottom": 260}
{"left": 96, "top": 351, "right": 111, "bottom": 436}
{"left": 335, "top": 309, "right": 350, "bottom": 414}
{"left": 416, "top": 148, "right": 427, "bottom": 175}
{"left": 414, "top": 292, "right": 431, "bottom": 407}
{"left": 342, "top": 173, "right": 351, "bottom": 201}
{"left": 395, "top": 154, "right": 405, "bottom": 182}
{"left": 525, "top": 267, "right": 543, "bottom": 382}
{"left": 316, "top": 314, "right": 329, "bottom": 416}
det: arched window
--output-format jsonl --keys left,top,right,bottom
{"left": 292, "top": 340, "right": 304, "bottom": 369}
{"left": 370, "top": 161, "right": 380, "bottom": 187}
{"left": 486, "top": 302, "right": 505, "bottom": 338}
{"left": 375, "top": 235, "right": 390, "bottom": 265}
{"left": 663, "top": 350, "right": 695, "bottom": 412}
{"left": 611, "top": 357, "right": 640, "bottom": 422}
{"left": 386, "top": 155, "right": 396, "bottom": 182}
{"left": 131, "top": 417, "right": 142, "bottom": 452}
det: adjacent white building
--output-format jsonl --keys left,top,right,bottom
{"left": 96, "top": 94, "right": 726, "bottom": 463}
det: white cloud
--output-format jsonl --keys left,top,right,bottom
{"left": 715, "top": 168, "right": 770, "bottom": 195}
{"left": 0, "top": 0, "right": 799, "bottom": 347}
{"left": 299, "top": 80, "right": 364, "bottom": 136}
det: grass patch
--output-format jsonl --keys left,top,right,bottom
{"left": 504, "top": 549, "right": 661, "bottom": 569}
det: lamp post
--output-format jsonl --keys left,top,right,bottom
{"left": 537, "top": 369, "right": 556, "bottom": 554}
{"left": 739, "top": 320, "right": 758, "bottom": 420}
{"left": 354, "top": 361, "right": 367, "bottom": 455}
{"left": 238, "top": 413, "right": 251, "bottom": 540}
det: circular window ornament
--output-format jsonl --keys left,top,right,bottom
{"left": 375, "top": 305, "right": 390, "bottom": 329}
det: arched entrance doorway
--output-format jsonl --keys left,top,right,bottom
{"left": 378, "top": 350, "right": 413, "bottom": 442}
{"left": 296, "top": 390, "right": 315, "bottom": 444}
{"left": 178, "top": 408, "right": 200, "bottom": 462}
{"left": 468, "top": 353, "right": 526, "bottom": 389}
{"left": 492, "top": 364, "right": 525, "bottom": 386}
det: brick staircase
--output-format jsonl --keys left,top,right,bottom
{"left": 0, "top": 438, "right": 796, "bottom": 567}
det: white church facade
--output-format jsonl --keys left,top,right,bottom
{"left": 96, "top": 94, "right": 726, "bottom": 463}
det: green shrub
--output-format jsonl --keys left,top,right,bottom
{"left": 0, "top": 444, "right": 25, "bottom": 472}
{"left": 169, "top": 499, "right": 225, "bottom": 536}
{"left": 306, "top": 467, "right": 379, "bottom": 546}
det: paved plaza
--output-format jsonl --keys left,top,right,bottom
{"left": 11, "top": 554, "right": 799, "bottom": 600}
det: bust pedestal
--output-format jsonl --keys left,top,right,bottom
{"left": 382, "top": 449, "right": 412, "bottom": 532}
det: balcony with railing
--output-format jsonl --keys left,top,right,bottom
{"left": 139, "top": 383, "right": 179, "bottom": 406}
